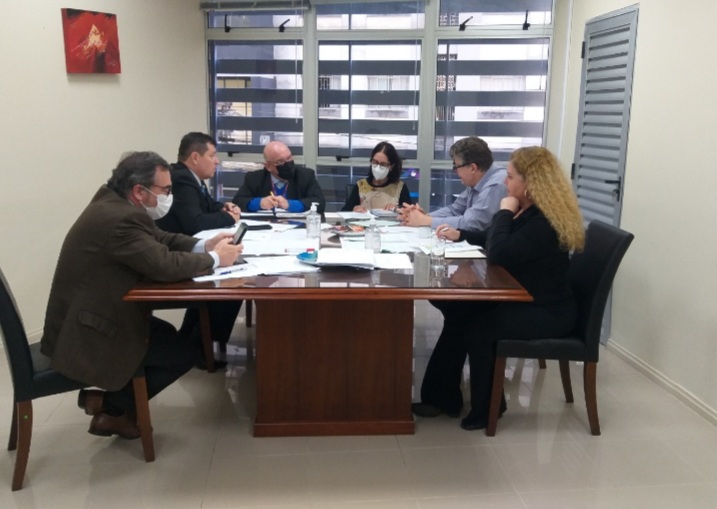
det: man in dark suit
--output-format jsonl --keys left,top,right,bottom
{"left": 232, "top": 140, "right": 326, "bottom": 214}
{"left": 155, "top": 132, "right": 240, "bottom": 234}
{"left": 41, "top": 152, "right": 242, "bottom": 439}
{"left": 156, "top": 133, "right": 243, "bottom": 367}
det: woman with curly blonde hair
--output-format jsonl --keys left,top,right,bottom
{"left": 412, "top": 146, "right": 585, "bottom": 431}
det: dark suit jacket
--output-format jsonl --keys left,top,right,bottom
{"left": 41, "top": 185, "right": 214, "bottom": 390}
{"left": 155, "top": 162, "right": 235, "bottom": 235}
{"left": 232, "top": 166, "right": 326, "bottom": 214}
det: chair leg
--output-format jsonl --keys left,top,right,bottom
{"left": 7, "top": 403, "right": 18, "bottom": 451}
{"left": 486, "top": 357, "right": 507, "bottom": 437}
{"left": 538, "top": 358, "right": 547, "bottom": 369}
{"left": 246, "top": 300, "right": 253, "bottom": 328}
{"left": 132, "top": 377, "right": 155, "bottom": 462}
{"left": 199, "top": 304, "right": 215, "bottom": 373}
{"left": 559, "top": 360, "right": 574, "bottom": 403}
{"left": 584, "top": 361, "right": 601, "bottom": 436}
{"left": 11, "top": 401, "right": 32, "bottom": 491}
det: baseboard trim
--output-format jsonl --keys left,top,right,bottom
{"left": 607, "top": 341, "right": 717, "bottom": 428}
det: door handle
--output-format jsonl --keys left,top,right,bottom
{"left": 604, "top": 178, "right": 622, "bottom": 201}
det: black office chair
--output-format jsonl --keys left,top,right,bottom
{"left": 486, "top": 220, "right": 634, "bottom": 437}
{"left": 0, "top": 268, "right": 155, "bottom": 491}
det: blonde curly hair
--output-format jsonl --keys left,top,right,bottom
{"left": 510, "top": 146, "right": 585, "bottom": 251}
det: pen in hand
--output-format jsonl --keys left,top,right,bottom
{"left": 270, "top": 191, "right": 277, "bottom": 216}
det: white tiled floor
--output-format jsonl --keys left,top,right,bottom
{"left": 2, "top": 302, "right": 716, "bottom": 507}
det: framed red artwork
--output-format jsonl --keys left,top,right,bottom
{"left": 61, "top": 8, "right": 121, "bottom": 74}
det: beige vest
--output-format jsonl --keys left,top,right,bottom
{"left": 357, "top": 179, "right": 404, "bottom": 209}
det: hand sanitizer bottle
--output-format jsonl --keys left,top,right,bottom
{"left": 364, "top": 217, "right": 381, "bottom": 253}
{"left": 306, "top": 202, "right": 321, "bottom": 249}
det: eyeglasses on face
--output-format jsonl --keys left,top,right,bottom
{"left": 144, "top": 184, "right": 172, "bottom": 196}
{"left": 452, "top": 162, "right": 472, "bottom": 172}
{"left": 370, "top": 159, "right": 392, "bottom": 170}
{"left": 269, "top": 156, "right": 294, "bottom": 167}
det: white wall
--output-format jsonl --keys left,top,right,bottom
{"left": 0, "top": 0, "right": 207, "bottom": 338}
{"left": 558, "top": 0, "right": 717, "bottom": 416}
{"left": 2, "top": 0, "right": 714, "bottom": 419}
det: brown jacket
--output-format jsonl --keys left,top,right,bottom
{"left": 41, "top": 185, "right": 214, "bottom": 390}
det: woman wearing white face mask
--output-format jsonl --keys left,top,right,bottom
{"left": 341, "top": 141, "right": 413, "bottom": 213}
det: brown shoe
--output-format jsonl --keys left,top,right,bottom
{"left": 77, "top": 389, "right": 105, "bottom": 416}
{"left": 88, "top": 413, "right": 141, "bottom": 440}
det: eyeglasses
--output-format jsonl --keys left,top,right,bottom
{"left": 370, "top": 159, "right": 392, "bottom": 170}
{"left": 268, "top": 156, "right": 294, "bottom": 167}
{"left": 144, "top": 184, "right": 172, "bottom": 196}
{"left": 452, "top": 162, "right": 472, "bottom": 172}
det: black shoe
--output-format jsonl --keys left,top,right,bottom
{"left": 460, "top": 398, "right": 507, "bottom": 431}
{"left": 411, "top": 403, "right": 461, "bottom": 419}
{"left": 194, "top": 358, "right": 228, "bottom": 371}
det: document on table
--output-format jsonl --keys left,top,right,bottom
{"left": 240, "top": 209, "right": 309, "bottom": 219}
{"left": 445, "top": 241, "right": 485, "bottom": 259}
{"left": 313, "top": 249, "right": 412, "bottom": 270}
{"left": 335, "top": 211, "right": 373, "bottom": 221}
{"left": 193, "top": 256, "right": 319, "bottom": 282}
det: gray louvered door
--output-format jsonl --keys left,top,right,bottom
{"left": 573, "top": 5, "right": 638, "bottom": 344}
{"left": 573, "top": 5, "right": 638, "bottom": 227}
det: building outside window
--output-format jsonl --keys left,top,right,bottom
{"left": 204, "top": 0, "right": 553, "bottom": 211}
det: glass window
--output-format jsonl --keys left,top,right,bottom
{"left": 318, "top": 41, "right": 421, "bottom": 160}
{"left": 316, "top": 1, "right": 424, "bottom": 30}
{"left": 434, "top": 38, "right": 549, "bottom": 160}
{"left": 209, "top": 40, "right": 304, "bottom": 155}
{"left": 439, "top": 0, "right": 552, "bottom": 26}
{"left": 207, "top": 10, "right": 304, "bottom": 29}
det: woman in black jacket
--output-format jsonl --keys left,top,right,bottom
{"left": 413, "top": 146, "right": 585, "bottom": 430}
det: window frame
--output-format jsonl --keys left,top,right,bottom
{"left": 204, "top": 1, "right": 555, "bottom": 212}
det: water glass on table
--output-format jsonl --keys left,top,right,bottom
{"left": 430, "top": 235, "right": 446, "bottom": 274}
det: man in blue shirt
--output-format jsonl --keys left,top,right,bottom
{"left": 232, "top": 141, "right": 326, "bottom": 214}
{"left": 399, "top": 137, "right": 506, "bottom": 232}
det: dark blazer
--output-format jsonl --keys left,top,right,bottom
{"left": 155, "top": 162, "right": 235, "bottom": 235}
{"left": 232, "top": 166, "right": 326, "bottom": 214}
{"left": 41, "top": 185, "right": 214, "bottom": 390}
{"left": 460, "top": 206, "right": 572, "bottom": 305}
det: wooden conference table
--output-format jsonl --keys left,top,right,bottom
{"left": 125, "top": 253, "right": 531, "bottom": 437}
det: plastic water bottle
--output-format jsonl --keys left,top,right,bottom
{"left": 364, "top": 217, "right": 381, "bottom": 253}
{"left": 306, "top": 202, "right": 321, "bottom": 248}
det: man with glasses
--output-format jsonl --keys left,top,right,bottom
{"left": 232, "top": 140, "right": 326, "bottom": 214}
{"left": 41, "top": 152, "right": 242, "bottom": 439}
{"left": 156, "top": 132, "right": 244, "bottom": 370}
{"left": 399, "top": 136, "right": 506, "bottom": 232}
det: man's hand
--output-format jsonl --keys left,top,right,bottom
{"left": 435, "top": 224, "right": 460, "bottom": 241}
{"left": 212, "top": 238, "right": 244, "bottom": 267}
{"left": 205, "top": 232, "right": 233, "bottom": 252}
{"left": 274, "top": 195, "right": 289, "bottom": 209}
{"left": 401, "top": 207, "right": 432, "bottom": 227}
{"left": 260, "top": 195, "right": 278, "bottom": 210}
{"left": 223, "top": 202, "right": 241, "bottom": 221}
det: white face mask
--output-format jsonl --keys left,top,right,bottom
{"left": 371, "top": 164, "right": 390, "bottom": 181}
{"left": 142, "top": 188, "right": 173, "bottom": 220}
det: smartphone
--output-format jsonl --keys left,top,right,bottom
{"left": 233, "top": 223, "right": 248, "bottom": 245}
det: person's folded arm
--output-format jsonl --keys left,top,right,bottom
{"left": 485, "top": 210, "right": 555, "bottom": 266}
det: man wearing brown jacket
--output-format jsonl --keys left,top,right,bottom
{"left": 41, "top": 151, "right": 242, "bottom": 439}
